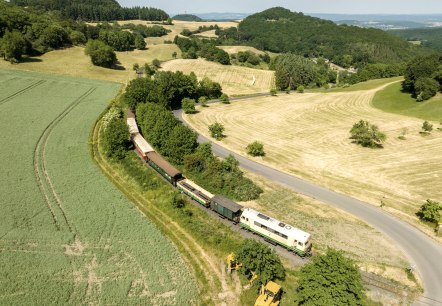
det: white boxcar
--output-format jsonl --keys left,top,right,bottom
{"left": 132, "top": 133, "right": 154, "bottom": 161}
{"left": 126, "top": 117, "right": 140, "bottom": 135}
{"left": 240, "top": 208, "right": 312, "bottom": 256}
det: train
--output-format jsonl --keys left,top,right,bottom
{"left": 126, "top": 110, "right": 312, "bottom": 257}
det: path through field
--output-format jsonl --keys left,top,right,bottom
{"left": 0, "top": 69, "right": 197, "bottom": 305}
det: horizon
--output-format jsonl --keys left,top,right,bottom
{"left": 116, "top": 1, "right": 442, "bottom": 15}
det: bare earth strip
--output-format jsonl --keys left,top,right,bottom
{"left": 161, "top": 58, "right": 275, "bottom": 95}
{"left": 183, "top": 81, "right": 442, "bottom": 240}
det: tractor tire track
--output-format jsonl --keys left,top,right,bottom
{"left": 0, "top": 80, "right": 46, "bottom": 107}
{"left": 33, "top": 87, "right": 96, "bottom": 233}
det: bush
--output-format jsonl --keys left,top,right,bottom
{"left": 296, "top": 248, "right": 365, "bottom": 305}
{"left": 208, "top": 122, "right": 224, "bottom": 140}
{"left": 422, "top": 121, "right": 433, "bottom": 133}
{"left": 246, "top": 141, "right": 265, "bottom": 157}
{"left": 198, "top": 96, "right": 208, "bottom": 107}
{"left": 417, "top": 199, "right": 442, "bottom": 224}
{"left": 220, "top": 93, "right": 230, "bottom": 103}
{"left": 415, "top": 77, "right": 439, "bottom": 101}
{"left": 69, "top": 31, "right": 87, "bottom": 46}
{"left": 182, "top": 98, "right": 196, "bottom": 114}
{"left": 171, "top": 192, "right": 186, "bottom": 208}
{"left": 297, "top": 85, "right": 305, "bottom": 93}
{"left": 101, "top": 111, "right": 130, "bottom": 159}
{"left": 350, "top": 120, "right": 386, "bottom": 148}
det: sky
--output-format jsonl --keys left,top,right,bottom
{"left": 117, "top": 0, "right": 442, "bottom": 15}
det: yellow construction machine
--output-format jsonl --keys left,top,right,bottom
{"left": 254, "top": 281, "right": 282, "bottom": 306}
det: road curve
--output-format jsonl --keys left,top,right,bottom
{"left": 174, "top": 108, "right": 442, "bottom": 305}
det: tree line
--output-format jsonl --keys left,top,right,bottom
{"left": 174, "top": 36, "right": 230, "bottom": 65}
{"left": 10, "top": 0, "right": 169, "bottom": 22}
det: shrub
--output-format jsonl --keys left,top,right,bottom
{"left": 85, "top": 40, "right": 117, "bottom": 68}
{"left": 422, "top": 121, "right": 433, "bottom": 133}
{"left": 417, "top": 199, "right": 442, "bottom": 224}
{"left": 198, "top": 96, "right": 208, "bottom": 107}
{"left": 246, "top": 141, "right": 265, "bottom": 157}
{"left": 270, "top": 88, "right": 277, "bottom": 96}
{"left": 208, "top": 122, "right": 224, "bottom": 140}
{"left": 350, "top": 120, "right": 386, "bottom": 148}
{"left": 297, "top": 85, "right": 305, "bottom": 93}
{"left": 171, "top": 192, "right": 186, "bottom": 208}
{"left": 182, "top": 98, "right": 196, "bottom": 114}
{"left": 220, "top": 93, "right": 230, "bottom": 103}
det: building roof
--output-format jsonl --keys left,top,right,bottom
{"left": 127, "top": 118, "right": 139, "bottom": 135}
{"left": 241, "top": 207, "right": 310, "bottom": 243}
{"left": 132, "top": 133, "right": 154, "bottom": 154}
{"left": 212, "top": 195, "right": 243, "bottom": 213}
{"left": 147, "top": 152, "right": 182, "bottom": 178}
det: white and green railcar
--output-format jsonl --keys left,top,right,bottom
{"left": 240, "top": 208, "right": 312, "bottom": 256}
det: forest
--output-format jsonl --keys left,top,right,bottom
{"left": 10, "top": 0, "right": 169, "bottom": 21}
{"left": 389, "top": 27, "right": 442, "bottom": 51}
{"left": 216, "top": 7, "right": 430, "bottom": 67}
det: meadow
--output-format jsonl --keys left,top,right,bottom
{"left": 161, "top": 58, "right": 275, "bottom": 95}
{"left": 183, "top": 78, "right": 442, "bottom": 240}
{"left": 0, "top": 69, "right": 197, "bottom": 305}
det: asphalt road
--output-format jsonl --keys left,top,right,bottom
{"left": 174, "top": 108, "right": 442, "bottom": 305}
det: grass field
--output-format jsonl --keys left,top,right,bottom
{"left": 372, "top": 81, "right": 442, "bottom": 121}
{"left": 0, "top": 69, "right": 197, "bottom": 305}
{"left": 0, "top": 45, "right": 180, "bottom": 84}
{"left": 161, "top": 58, "right": 275, "bottom": 95}
{"left": 183, "top": 79, "right": 442, "bottom": 240}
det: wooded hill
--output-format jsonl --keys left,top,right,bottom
{"left": 216, "top": 7, "right": 430, "bottom": 67}
{"left": 173, "top": 14, "right": 203, "bottom": 22}
{"left": 389, "top": 27, "right": 442, "bottom": 51}
{"left": 10, "top": 0, "right": 169, "bottom": 21}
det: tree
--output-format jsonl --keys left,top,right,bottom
{"left": 1, "top": 30, "right": 27, "bottom": 62}
{"left": 144, "top": 63, "right": 154, "bottom": 77}
{"left": 223, "top": 154, "right": 239, "bottom": 172}
{"left": 220, "top": 93, "right": 230, "bottom": 104}
{"left": 101, "top": 114, "right": 130, "bottom": 159}
{"left": 85, "top": 39, "right": 117, "bottom": 68}
{"left": 236, "top": 239, "right": 285, "bottom": 285}
{"left": 422, "top": 121, "right": 433, "bottom": 133}
{"left": 163, "top": 124, "right": 198, "bottom": 164}
{"left": 209, "top": 122, "right": 224, "bottom": 140}
{"left": 124, "top": 77, "right": 155, "bottom": 109}
{"left": 296, "top": 248, "right": 365, "bottom": 306}
{"left": 182, "top": 97, "right": 196, "bottom": 114}
{"left": 350, "top": 120, "right": 386, "bottom": 148}
{"left": 172, "top": 51, "right": 177, "bottom": 58}
{"left": 198, "top": 77, "right": 222, "bottom": 99}
{"left": 152, "top": 58, "right": 161, "bottom": 69}
{"left": 198, "top": 96, "right": 208, "bottom": 107}
{"left": 417, "top": 199, "right": 442, "bottom": 224}
{"left": 132, "top": 63, "right": 140, "bottom": 71}
{"left": 134, "top": 34, "right": 146, "bottom": 49}
{"left": 69, "top": 31, "right": 87, "bottom": 46}
{"left": 246, "top": 141, "right": 265, "bottom": 157}
{"left": 274, "top": 54, "right": 317, "bottom": 90}
{"left": 415, "top": 77, "right": 439, "bottom": 101}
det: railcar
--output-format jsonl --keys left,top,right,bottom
{"left": 146, "top": 152, "right": 182, "bottom": 186}
{"left": 240, "top": 208, "right": 312, "bottom": 256}
{"left": 177, "top": 179, "right": 214, "bottom": 207}
{"left": 126, "top": 110, "right": 139, "bottom": 135}
{"left": 210, "top": 195, "right": 243, "bottom": 223}
{"left": 132, "top": 133, "right": 154, "bottom": 161}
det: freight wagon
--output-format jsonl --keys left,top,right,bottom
{"left": 210, "top": 195, "right": 243, "bottom": 223}
{"left": 132, "top": 133, "right": 154, "bottom": 161}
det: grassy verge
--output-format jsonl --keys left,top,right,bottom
{"left": 372, "top": 81, "right": 442, "bottom": 121}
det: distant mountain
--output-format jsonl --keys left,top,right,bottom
{"left": 172, "top": 14, "right": 203, "bottom": 22}
{"left": 309, "top": 13, "right": 442, "bottom": 29}
{"left": 216, "top": 7, "right": 430, "bottom": 66}
{"left": 195, "top": 12, "right": 249, "bottom": 21}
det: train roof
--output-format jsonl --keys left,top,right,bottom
{"left": 127, "top": 118, "right": 140, "bottom": 135}
{"left": 147, "top": 152, "right": 182, "bottom": 178}
{"left": 241, "top": 207, "right": 310, "bottom": 243}
{"left": 127, "top": 109, "right": 136, "bottom": 119}
{"left": 132, "top": 133, "right": 154, "bottom": 154}
{"left": 178, "top": 179, "right": 214, "bottom": 199}
{"left": 212, "top": 195, "right": 243, "bottom": 213}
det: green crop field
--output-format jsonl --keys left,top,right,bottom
{"left": 0, "top": 69, "right": 197, "bottom": 305}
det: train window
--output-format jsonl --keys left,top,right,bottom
{"left": 281, "top": 234, "right": 288, "bottom": 239}
{"left": 257, "top": 213, "right": 270, "bottom": 221}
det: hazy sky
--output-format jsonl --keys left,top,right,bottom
{"left": 117, "top": 0, "right": 442, "bottom": 15}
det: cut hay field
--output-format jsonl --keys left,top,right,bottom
{"left": 161, "top": 58, "right": 275, "bottom": 95}
{"left": 183, "top": 79, "right": 442, "bottom": 238}
{"left": 0, "top": 69, "right": 197, "bottom": 305}
{"left": 0, "top": 45, "right": 180, "bottom": 84}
